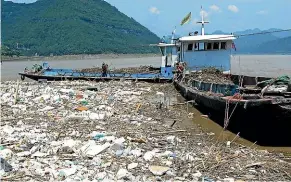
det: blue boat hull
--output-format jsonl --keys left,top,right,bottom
{"left": 19, "top": 67, "right": 173, "bottom": 82}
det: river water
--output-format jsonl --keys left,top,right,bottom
{"left": 1, "top": 54, "right": 291, "bottom": 81}
{"left": 0, "top": 56, "right": 161, "bottom": 81}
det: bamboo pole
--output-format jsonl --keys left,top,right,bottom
{"left": 14, "top": 80, "right": 20, "bottom": 104}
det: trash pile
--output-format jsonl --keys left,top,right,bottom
{"left": 185, "top": 67, "right": 234, "bottom": 84}
{"left": 75, "top": 66, "right": 160, "bottom": 74}
{"left": 75, "top": 68, "right": 103, "bottom": 73}
{"left": 257, "top": 75, "right": 291, "bottom": 93}
{"left": 1, "top": 80, "right": 290, "bottom": 182}
{"left": 24, "top": 64, "right": 44, "bottom": 74}
{"left": 113, "top": 66, "right": 159, "bottom": 74}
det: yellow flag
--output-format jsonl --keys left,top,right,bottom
{"left": 180, "top": 12, "right": 191, "bottom": 25}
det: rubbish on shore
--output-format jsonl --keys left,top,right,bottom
{"left": 144, "top": 150, "right": 157, "bottom": 161}
{"left": 245, "top": 162, "right": 266, "bottom": 168}
{"left": 151, "top": 130, "right": 187, "bottom": 135}
{"left": 0, "top": 80, "right": 290, "bottom": 181}
{"left": 128, "top": 163, "right": 138, "bottom": 170}
{"left": 201, "top": 115, "right": 209, "bottom": 118}
{"left": 75, "top": 106, "right": 88, "bottom": 111}
{"left": 0, "top": 158, "right": 12, "bottom": 172}
{"left": 226, "top": 141, "right": 231, "bottom": 147}
{"left": 130, "top": 138, "right": 147, "bottom": 143}
{"left": 80, "top": 141, "right": 111, "bottom": 158}
{"left": 116, "top": 168, "right": 130, "bottom": 179}
{"left": 148, "top": 165, "right": 169, "bottom": 176}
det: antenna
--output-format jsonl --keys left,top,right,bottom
{"left": 171, "top": 26, "right": 176, "bottom": 44}
{"left": 196, "top": 6, "right": 209, "bottom": 36}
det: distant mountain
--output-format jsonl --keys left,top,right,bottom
{"left": 252, "top": 36, "right": 291, "bottom": 54}
{"left": 1, "top": 0, "right": 160, "bottom": 56}
{"left": 211, "top": 28, "right": 291, "bottom": 54}
{"left": 266, "top": 28, "right": 291, "bottom": 38}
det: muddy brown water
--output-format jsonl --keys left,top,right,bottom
{"left": 150, "top": 91, "right": 291, "bottom": 155}
{"left": 178, "top": 96, "right": 291, "bottom": 157}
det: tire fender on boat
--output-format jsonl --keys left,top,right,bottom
{"left": 20, "top": 75, "right": 25, "bottom": 81}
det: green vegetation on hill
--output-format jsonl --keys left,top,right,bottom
{"left": 1, "top": 0, "right": 160, "bottom": 56}
{"left": 1, "top": 46, "right": 21, "bottom": 57}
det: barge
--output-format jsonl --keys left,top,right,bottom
{"left": 162, "top": 7, "right": 291, "bottom": 146}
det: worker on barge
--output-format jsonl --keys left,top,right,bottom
{"left": 102, "top": 63, "right": 108, "bottom": 77}
{"left": 176, "top": 62, "right": 185, "bottom": 81}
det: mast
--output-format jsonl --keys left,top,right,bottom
{"left": 171, "top": 26, "right": 176, "bottom": 44}
{"left": 196, "top": 6, "right": 209, "bottom": 36}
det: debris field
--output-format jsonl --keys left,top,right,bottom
{"left": 0, "top": 80, "right": 290, "bottom": 182}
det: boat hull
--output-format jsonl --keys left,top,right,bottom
{"left": 19, "top": 72, "right": 172, "bottom": 83}
{"left": 174, "top": 81, "right": 291, "bottom": 147}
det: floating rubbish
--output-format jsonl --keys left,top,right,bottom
{"left": 201, "top": 115, "right": 209, "bottom": 118}
{"left": 76, "top": 106, "right": 88, "bottom": 111}
{"left": 116, "top": 168, "right": 130, "bottom": 179}
{"left": 148, "top": 165, "right": 169, "bottom": 176}
{"left": 92, "top": 133, "right": 106, "bottom": 140}
{"left": 128, "top": 163, "right": 138, "bottom": 170}
{"left": 0, "top": 80, "right": 289, "bottom": 181}
{"left": 130, "top": 138, "right": 147, "bottom": 143}
{"left": 0, "top": 157, "right": 12, "bottom": 172}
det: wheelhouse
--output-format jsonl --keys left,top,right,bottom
{"left": 177, "top": 35, "right": 236, "bottom": 72}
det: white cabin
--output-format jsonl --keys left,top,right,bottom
{"left": 157, "top": 43, "right": 178, "bottom": 68}
{"left": 177, "top": 34, "right": 236, "bottom": 72}
{"left": 161, "top": 8, "right": 237, "bottom": 72}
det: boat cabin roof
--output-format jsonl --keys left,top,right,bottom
{"left": 157, "top": 43, "right": 176, "bottom": 47}
{"left": 179, "top": 34, "right": 236, "bottom": 42}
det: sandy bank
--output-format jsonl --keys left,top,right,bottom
{"left": 1, "top": 53, "right": 160, "bottom": 62}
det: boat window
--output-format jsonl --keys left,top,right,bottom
{"left": 177, "top": 46, "right": 180, "bottom": 52}
{"left": 221, "top": 42, "right": 226, "bottom": 50}
{"left": 204, "top": 43, "right": 208, "bottom": 50}
{"left": 187, "top": 43, "right": 193, "bottom": 51}
{"left": 213, "top": 42, "right": 219, "bottom": 50}
{"left": 194, "top": 43, "right": 199, "bottom": 51}
{"left": 199, "top": 42, "right": 204, "bottom": 51}
{"left": 207, "top": 43, "right": 212, "bottom": 50}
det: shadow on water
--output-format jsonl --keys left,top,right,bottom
{"left": 175, "top": 95, "right": 291, "bottom": 156}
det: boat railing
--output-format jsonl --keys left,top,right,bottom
{"left": 186, "top": 65, "right": 228, "bottom": 73}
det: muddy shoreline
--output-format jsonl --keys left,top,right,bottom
{"left": 1, "top": 53, "right": 160, "bottom": 62}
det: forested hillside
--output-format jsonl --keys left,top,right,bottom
{"left": 1, "top": 0, "right": 160, "bottom": 56}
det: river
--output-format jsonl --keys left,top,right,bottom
{"left": 1, "top": 54, "right": 291, "bottom": 81}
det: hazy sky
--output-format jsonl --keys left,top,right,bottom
{"left": 5, "top": 0, "right": 291, "bottom": 36}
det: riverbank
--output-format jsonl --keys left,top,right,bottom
{"left": 1, "top": 53, "right": 160, "bottom": 62}
{"left": 0, "top": 80, "right": 290, "bottom": 181}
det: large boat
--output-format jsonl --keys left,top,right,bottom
{"left": 160, "top": 8, "right": 291, "bottom": 146}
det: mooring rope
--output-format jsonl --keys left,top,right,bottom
{"left": 224, "top": 99, "right": 230, "bottom": 129}
{"left": 223, "top": 93, "right": 243, "bottom": 129}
